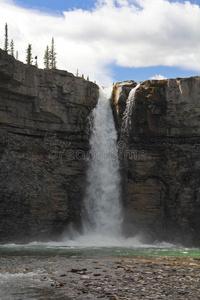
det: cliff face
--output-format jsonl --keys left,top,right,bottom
{"left": 1, "top": 48, "right": 200, "bottom": 247}
{"left": 113, "top": 77, "right": 200, "bottom": 246}
{"left": 0, "top": 49, "right": 99, "bottom": 242}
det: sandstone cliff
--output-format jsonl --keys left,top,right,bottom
{"left": 113, "top": 77, "right": 200, "bottom": 246}
{"left": 0, "top": 49, "right": 99, "bottom": 242}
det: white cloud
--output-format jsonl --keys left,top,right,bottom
{"left": 0, "top": 0, "right": 199, "bottom": 85}
{"left": 150, "top": 74, "right": 167, "bottom": 80}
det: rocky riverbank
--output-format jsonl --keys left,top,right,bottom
{"left": 0, "top": 253, "right": 199, "bottom": 299}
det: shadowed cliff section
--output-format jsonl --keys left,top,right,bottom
{"left": 113, "top": 77, "right": 200, "bottom": 246}
{"left": 0, "top": 49, "right": 99, "bottom": 243}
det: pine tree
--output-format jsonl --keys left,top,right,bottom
{"left": 16, "top": 51, "right": 18, "bottom": 60}
{"left": 4, "top": 23, "right": 8, "bottom": 52}
{"left": 10, "top": 39, "right": 14, "bottom": 56}
{"left": 44, "top": 45, "right": 50, "bottom": 69}
{"left": 26, "top": 44, "right": 33, "bottom": 65}
{"left": 49, "top": 37, "right": 56, "bottom": 69}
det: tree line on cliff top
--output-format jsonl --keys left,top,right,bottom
{"left": 2, "top": 23, "right": 92, "bottom": 81}
{"left": 3, "top": 23, "right": 56, "bottom": 69}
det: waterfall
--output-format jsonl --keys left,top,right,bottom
{"left": 82, "top": 86, "right": 123, "bottom": 238}
{"left": 63, "top": 84, "right": 144, "bottom": 246}
{"left": 120, "top": 83, "right": 140, "bottom": 140}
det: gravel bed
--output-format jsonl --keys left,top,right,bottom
{"left": 1, "top": 255, "right": 199, "bottom": 299}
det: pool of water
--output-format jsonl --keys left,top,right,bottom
{"left": 0, "top": 241, "right": 200, "bottom": 258}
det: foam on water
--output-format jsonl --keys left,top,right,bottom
{"left": 0, "top": 238, "right": 175, "bottom": 249}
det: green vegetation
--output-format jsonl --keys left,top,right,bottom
{"left": 3, "top": 23, "right": 16, "bottom": 58}
{"left": 1, "top": 23, "right": 95, "bottom": 82}
{"left": 26, "top": 44, "right": 33, "bottom": 65}
{"left": 44, "top": 45, "right": 50, "bottom": 69}
{"left": 44, "top": 38, "right": 57, "bottom": 69}
{"left": 10, "top": 39, "right": 14, "bottom": 56}
{"left": 4, "top": 23, "right": 8, "bottom": 52}
{"left": 49, "top": 37, "right": 56, "bottom": 69}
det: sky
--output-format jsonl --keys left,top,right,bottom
{"left": 0, "top": 0, "right": 200, "bottom": 85}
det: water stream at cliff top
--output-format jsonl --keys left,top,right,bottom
{"left": 120, "top": 83, "right": 140, "bottom": 141}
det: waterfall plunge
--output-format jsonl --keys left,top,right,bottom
{"left": 82, "top": 86, "right": 123, "bottom": 240}
{"left": 63, "top": 85, "right": 144, "bottom": 246}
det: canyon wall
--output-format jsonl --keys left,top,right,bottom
{"left": 113, "top": 77, "right": 200, "bottom": 246}
{"left": 1, "top": 48, "right": 200, "bottom": 246}
{"left": 0, "top": 49, "right": 99, "bottom": 242}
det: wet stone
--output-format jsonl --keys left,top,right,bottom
{"left": 1, "top": 255, "right": 200, "bottom": 300}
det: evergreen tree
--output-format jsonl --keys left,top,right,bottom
{"left": 26, "top": 44, "right": 33, "bottom": 65}
{"left": 10, "top": 39, "right": 14, "bottom": 56}
{"left": 16, "top": 50, "right": 19, "bottom": 60}
{"left": 49, "top": 37, "right": 56, "bottom": 69}
{"left": 4, "top": 23, "right": 8, "bottom": 52}
{"left": 44, "top": 45, "right": 50, "bottom": 69}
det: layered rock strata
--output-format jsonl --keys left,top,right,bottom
{"left": 113, "top": 77, "right": 200, "bottom": 246}
{"left": 1, "top": 47, "right": 200, "bottom": 246}
{"left": 0, "top": 49, "right": 99, "bottom": 242}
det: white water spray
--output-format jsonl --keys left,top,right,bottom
{"left": 62, "top": 84, "right": 145, "bottom": 246}
{"left": 82, "top": 86, "right": 123, "bottom": 238}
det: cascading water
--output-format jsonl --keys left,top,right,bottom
{"left": 120, "top": 83, "right": 140, "bottom": 140}
{"left": 82, "top": 86, "right": 123, "bottom": 240}
{"left": 63, "top": 84, "right": 144, "bottom": 246}
{"left": 63, "top": 85, "right": 145, "bottom": 247}
{"left": 63, "top": 83, "right": 144, "bottom": 246}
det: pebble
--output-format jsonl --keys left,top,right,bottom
{"left": 3, "top": 255, "right": 200, "bottom": 299}
{"left": 81, "top": 275, "right": 90, "bottom": 279}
